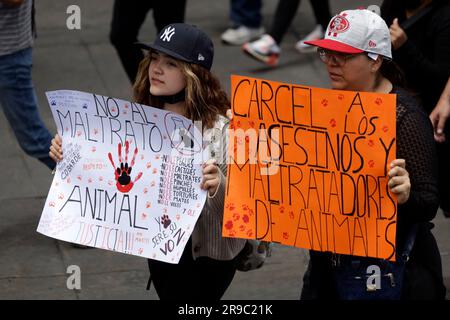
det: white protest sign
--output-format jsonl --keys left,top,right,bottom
{"left": 37, "top": 90, "right": 207, "bottom": 264}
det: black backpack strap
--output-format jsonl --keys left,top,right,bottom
{"left": 146, "top": 274, "right": 152, "bottom": 291}
{"left": 400, "top": 224, "right": 419, "bottom": 262}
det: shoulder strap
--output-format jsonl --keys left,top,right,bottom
{"left": 400, "top": 224, "right": 419, "bottom": 262}
{"left": 146, "top": 274, "right": 152, "bottom": 290}
{"left": 400, "top": 3, "right": 436, "bottom": 30}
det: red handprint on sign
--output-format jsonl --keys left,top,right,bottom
{"left": 108, "top": 141, "right": 143, "bottom": 193}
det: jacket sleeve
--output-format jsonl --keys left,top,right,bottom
{"left": 397, "top": 108, "right": 440, "bottom": 223}
{"left": 204, "top": 119, "right": 229, "bottom": 221}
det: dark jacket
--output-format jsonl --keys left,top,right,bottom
{"left": 381, "top": 0, "right": 450, "bottom": 114}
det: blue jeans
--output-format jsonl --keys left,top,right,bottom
{"left": 0, "top": 47, "right": 54, "bottom": 170}
{"left": 230, "top": 0, "right": 262, "bottom": 28}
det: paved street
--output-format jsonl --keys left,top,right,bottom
{"left": 0, "top": 0, "right": 448, "bottom": 300}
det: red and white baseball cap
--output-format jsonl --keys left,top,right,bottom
{"left": 305, "top": 9, "right": 392, "bottom": 60}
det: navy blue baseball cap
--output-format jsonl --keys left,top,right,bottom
{"left": 137, "top": 23, "right": 214, "bottom": 71}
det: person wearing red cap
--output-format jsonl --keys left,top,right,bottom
{"left": 49, "top": 23, "right": 246, "bottom": 301}
{"left": 301, "top": 9, "right": 445, "bottom": 299}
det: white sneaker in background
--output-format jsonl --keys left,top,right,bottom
{"left": 242, "top": 34, "right": 281, "bottom": 67}
{"left": 295, "top": 24, "right": 324, "bottom": 53}
{"left": 221, "top": 25, "right": 265, "bottom": 46}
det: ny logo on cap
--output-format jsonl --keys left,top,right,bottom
{"left": 161, "top": 26, "right": 175, "bottom": 42}
{"left": 328, "top": 14, "right": 350, "bottom": 37}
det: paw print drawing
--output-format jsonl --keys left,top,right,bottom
{"left": 161, "top": 214, "right": 171, "bottom": 229}
{"left": 225, "top": 220, "right": 234, "bottom": 230}
{"left": 108, "top": 141, "right": 143, "bottom": 193}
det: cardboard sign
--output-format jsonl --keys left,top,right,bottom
{"left": 223, "top": 75, "right": 397, "bottom": 261}
{"left": 38, "top": 90, "right": 206, "bottom": 264}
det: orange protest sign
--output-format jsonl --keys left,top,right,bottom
{"left": 223, "top": 75, "right": 397, "bottom": 261}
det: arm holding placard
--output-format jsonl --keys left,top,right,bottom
{"left": 190, "top": 117, "right": 246, "bottom": 261}
{"left": 396, "top": 103, "right": 440, "bottom": 223}
{"left": 202, "top": 119, "right": 228, "bottom": 218}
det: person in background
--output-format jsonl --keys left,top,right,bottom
{"left": 242, "top": 0, "right": 331, "bottom": 66}
{"left": 221, "top": 0, "right": 265, "bottom": 46}
{"left": 109, "top": 0, "right": 186, "bottom": 83}
{"left": 0, "top": 0, "right": 54, "bottom": 170}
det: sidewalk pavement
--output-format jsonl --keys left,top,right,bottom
{"left": 1, "top": 0, "right": 448, "bottom": 299}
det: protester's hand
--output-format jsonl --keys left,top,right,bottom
{"left": 226, "top": 109, "right": 232, "bottom": 120}
{"left": 0, "top": 0, "right": 25, "bottom": 8}
{"left": 49, "top": 134, "right": 63, "bottom": 163}
{"left": 429, "top": 89, "right": 450, "bottom": 143}
{"left": 388, "top": 159, "right": 410, "bottom": 205}
{"left": 390, "top": 18, "right": 408, "bottom": 50}
{"left": 201, "top": 159, "right": 221, "bottom": 197}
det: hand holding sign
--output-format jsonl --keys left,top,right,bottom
{"left": 49, "top": 134, "right": 63, "bottom": 162}
{"left": 388, "top": 159, "right": 410, "bottom": 205}
{"left": 201, "top": 159, "right": 221, "bottom": 197}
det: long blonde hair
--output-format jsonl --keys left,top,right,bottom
{"left": 133, "top": 52, "right": 229, "bottom": 129}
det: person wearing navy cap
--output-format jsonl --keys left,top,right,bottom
{"left": 136, "top": 24, "right": 246, "bottom": 301}
{"left": 49, "top": 23, "right": 246, "bottom": 300}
